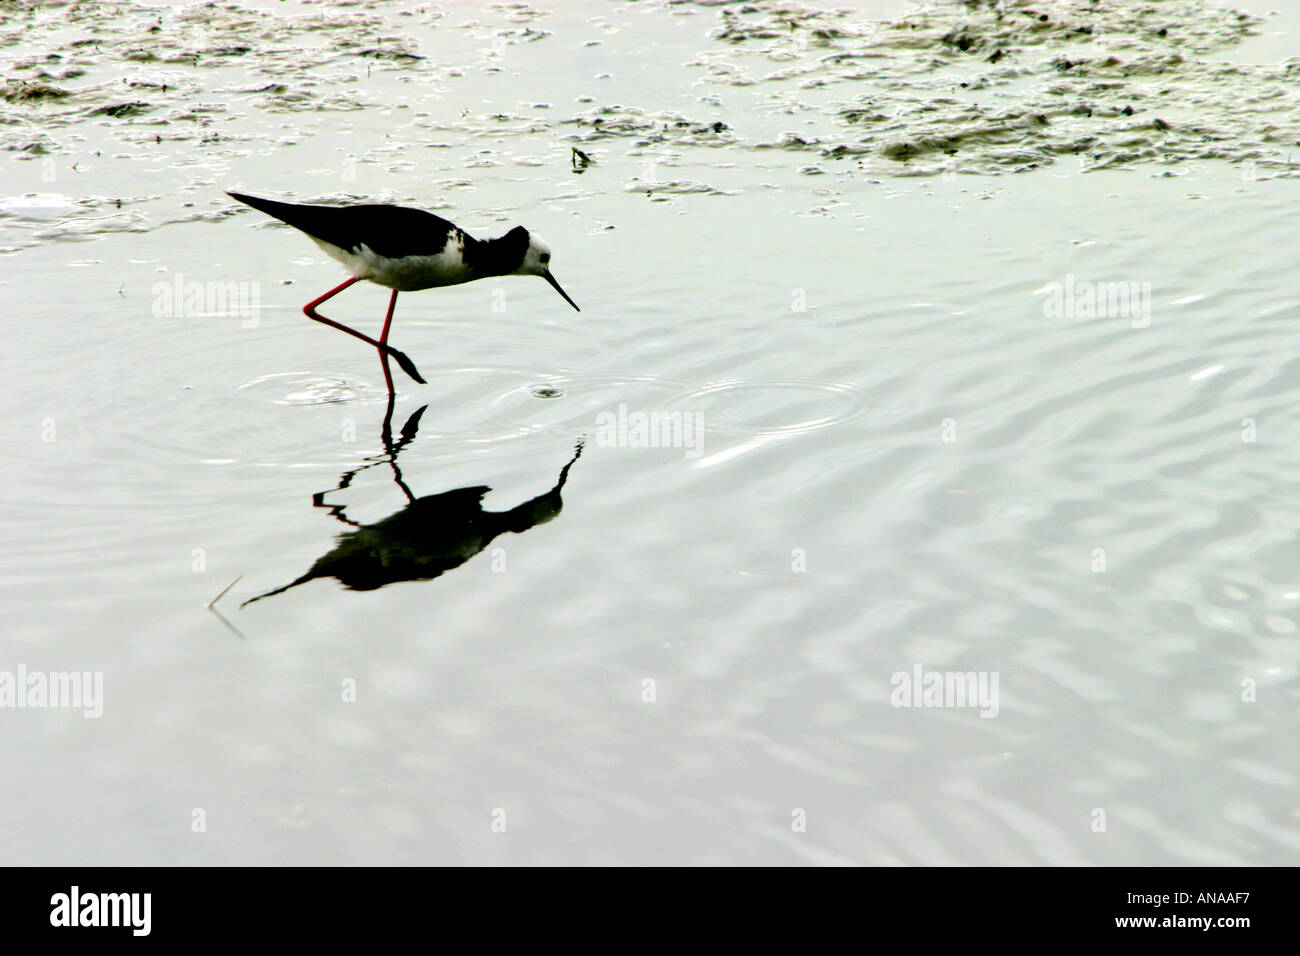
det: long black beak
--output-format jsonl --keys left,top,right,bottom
{"left": 544, "top": 271, "right": 580, "bottom": 312}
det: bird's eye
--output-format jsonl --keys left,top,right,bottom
{"left": 540, "top": 253, "right": 550, "bottom": 263}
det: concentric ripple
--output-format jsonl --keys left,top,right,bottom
{"left": 237, "top": 372, "right": 379, "bottom": 406}
{"left": 658, "top": 379, "right": 870, "bottom": 439}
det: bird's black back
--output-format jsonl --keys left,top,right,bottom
{"left": 228, "top": 192, "right": 459, "bottom": 260}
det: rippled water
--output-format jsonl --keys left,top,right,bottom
{"left": 4, "top": 0, "right": 1300, "bottom": 865}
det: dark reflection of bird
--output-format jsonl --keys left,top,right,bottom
{"left": 243, "top": 399, "right": 583, "bottom": 606}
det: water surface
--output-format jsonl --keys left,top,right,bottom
{"left": 3, "top": 0, "right": 1300, "bottom": 865}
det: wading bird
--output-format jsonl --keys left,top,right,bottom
{"left": 227, "top": 192, "right": 580, "bottom": 391}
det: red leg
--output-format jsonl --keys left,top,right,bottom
{"left": 302, "top": 278, "right": 425, "bottom": 385}
{"left": 377, "top": 289, "right": 399, "bottom": 394}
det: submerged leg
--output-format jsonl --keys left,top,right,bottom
{"left": 377, "top": 289, "right": 399, "bottom": 394}
{"left": 302, "top": 278, "right": 425, "bottom": 385}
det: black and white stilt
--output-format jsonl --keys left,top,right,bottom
{"left": 228, "top": 192, "right": 580, "bottom": 392}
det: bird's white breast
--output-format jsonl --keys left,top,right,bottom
{"left": 312, "top": 231, "right": 475, "bottom": 292}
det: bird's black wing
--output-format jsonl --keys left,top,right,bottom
{"left": 228, "top": 192, "right": 459, "bottom": 259}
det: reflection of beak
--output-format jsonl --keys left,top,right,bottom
{"left": 544, "top": 271, "right": 580, "bottom": 312}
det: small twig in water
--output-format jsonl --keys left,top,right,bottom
{"left": 208, "top": 574, "right": 242, "bottom": 608}
{"left": 207, "top": 574, "right": 246, "bottom": 639}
